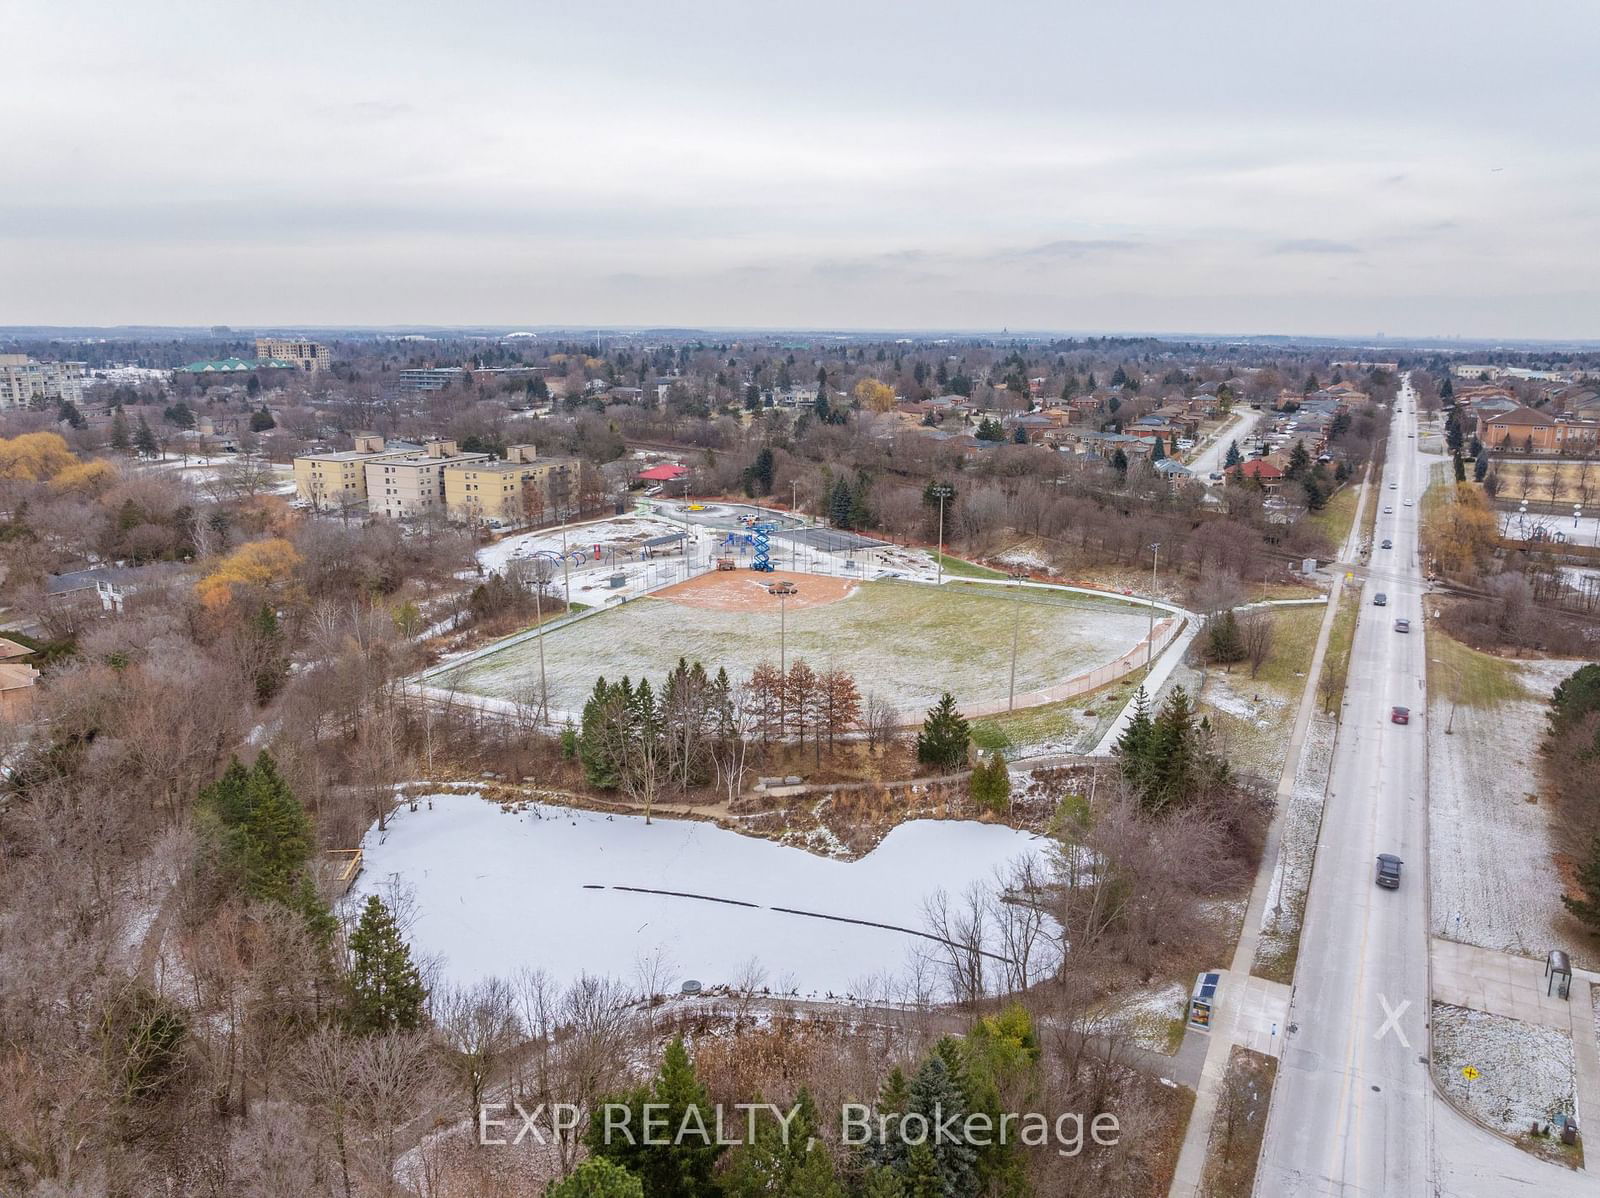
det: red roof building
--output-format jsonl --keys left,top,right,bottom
{"left": 638, "top": 463, "right": 688, "bottom": 482}
{"left": 1238, "top": 459, "right": 1284, "bottom": 481}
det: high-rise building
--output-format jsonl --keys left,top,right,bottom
{"left": 254, "top": 338, "right": 331, "bottom": 372}
{"left": 0, "top": 355, "right": 84, "bottom": 409}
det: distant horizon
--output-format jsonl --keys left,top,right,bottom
{"left": 4, "top": 322, "right": 1600, "bottom": 354}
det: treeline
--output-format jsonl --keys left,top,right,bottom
{"left": 1549, "top": 665, "right": 1600, "bottom": 936}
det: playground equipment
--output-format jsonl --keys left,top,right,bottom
{"left": 716, "top": 556, "right": 736, "bottom": 571}
{"left": 751, "top": 521, "right": 778, "bottom": 573}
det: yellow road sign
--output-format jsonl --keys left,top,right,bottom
{"left": 1461, "top": 1065, "right": 1480, "bottom": 1082}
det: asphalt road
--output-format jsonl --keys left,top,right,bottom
{"left": 1255, "top": 384, "right": 1594, "bottom": 1196}
{"left": 1189, "top": 405, "right": 1267, "bottom": 480}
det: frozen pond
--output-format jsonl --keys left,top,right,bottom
{"left": 351, "top": 792, "right": 1055, "bottom": 1002}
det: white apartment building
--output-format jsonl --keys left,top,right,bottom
{"left": 364, "top": 439, "right": 492, "bottom": 519}
{"left": 0, "top": 355, "right": 84, "bottom": 409}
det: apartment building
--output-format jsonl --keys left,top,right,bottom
{"left": 1477, "top": 406, "right": 1600, "bottom": 455}
{"left": 292, "top": 435, "right": 418, "bottom": 508}
{"left": 0, "top": 354, "right": 84, "bottom": 408}
{"left": 255, "top": 338, "right": 331, "bottom": 372}
{"left": 398, "top": 367, "right": 468, "bottom": 393}
{"left": 364, "top": 439, "right": 491, "bottom": 519}
{"left": 443, "top": 444, "right": 578, "bottom": 525}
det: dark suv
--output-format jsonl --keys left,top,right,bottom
{"left": 1375, "top": 854, "right": 1403, "bottom": 889}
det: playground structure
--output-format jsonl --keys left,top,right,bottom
{"left": 717, "top": 519, "right": 781, "bottom": 572}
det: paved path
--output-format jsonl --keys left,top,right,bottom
{"left": 1432, "top": 937, "right": 1600, "bottom": 1150}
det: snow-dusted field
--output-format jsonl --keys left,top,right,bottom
{"left": 1428, "top": 658, "right": 1594, "bottom": 967}
{"left": 438, "top": 580, "right": 1150, "bottom": 716}
{"left": 1431, "top": 1003, "right": 1576, "bottom": 1136}
{"left": 352, "top": 792, "right": 1053, "bottom": 1001}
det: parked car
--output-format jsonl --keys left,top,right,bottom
{"left": 1375, "top": 853, "right": 1403, "bottom": 889}
{"left": 1381, "top": 538, "right": 1393, "bottom": 549}
{"left": 1391, "top": 705, "right": 1410, "bottom": 724}
{"left": 1395, "top": 618, "right": 1410, "bottom": 633}
{"left": 1374, "top": 592, "right": 1387, "bottom": 606}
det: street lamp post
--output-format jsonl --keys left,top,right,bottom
{"left": 1145, "top": 542, "right": 1162, "bottom": 676}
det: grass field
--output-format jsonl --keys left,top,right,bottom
{"left": 436, "top": 578, "right": 1152, "bottom": 716}
{"left": 1425, "top": 625, "right": 1532, "bottom": 708}
{"left": 1305, "top": 484, "right": 1359, "bottom": 552}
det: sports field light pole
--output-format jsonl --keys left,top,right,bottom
{"left": 1007, "top": 571, "right": 1027, "bottom": 712}
{"left": 530, "top": 549, "right": 565, "bottom": 725}
{"left": 1145, "top": 541, "right": 1162, "bottom": 677}
{"left": 930, "top": 482, "right": 955, "bottom": 586}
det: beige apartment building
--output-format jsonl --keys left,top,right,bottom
{"left": 365, "top": 440, "right": 492, "bottom": 519}
{"left": 255, "top": 338, "right": 331, "bottom": 372}
{"left": 0, "top": 354, "right": 84, "bottom": 409}
{"left": 292, "top": 434, "right": 417, "bottom": 508}
{"left": 443, "top": 444, "right": 578, "bottom": 525}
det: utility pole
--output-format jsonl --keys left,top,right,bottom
{"left": 929, "top": 482, "right": 955, "bottom": 585}
{"left": 1007, "top": 571, "right": 1026, "bottom": 711}
{"left": 1145, "top": 541, "right": 1162, "bottom": 676}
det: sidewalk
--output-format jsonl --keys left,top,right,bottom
{"left": 1432, "top": 937, "right": 1600, "bottom": 1152}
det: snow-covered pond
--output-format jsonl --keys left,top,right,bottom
{"left": 351, "top": 792, "right": 1054, "bottom": 1002}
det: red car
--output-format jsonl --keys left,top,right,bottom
{"left": 1391, "top": 706, "right": 1410, "bottom": 725}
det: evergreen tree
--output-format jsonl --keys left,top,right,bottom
{"left": 133, "top": 414, "right": 160, "bottom": 458}
{"left": 545, "top": 1158, "right": 644, "bottom": 1198}
{"left": 250, "top": 404, "right": 276, "bottom": 432}
{"left": 1474, "top": 449, "right": 1489, "bottom": 482}
{"left": 975, "top": 417, "right": 1004, "bottom": 442}
{"left": 829, "top": 477, "right": 854, "bottom": 528}
{"left": 916, "top": 693, "right": 970, "bottom": 770}
{"left": 969, "top": 752, "right": 1010, "bottom": 812}
{"left": 1563, "top": 835, "right": 1600, "bottom": 934}
{"left": 1151, "top": 435, "right": 1166, "bottom": 462}
{"left": 199, "top": 753, "right": 334, "bottom": 942}
{"left": 579, "top": 677, "right": 624, "bottom": 788}
{"left": 1110, "top": 447, "right": 1129, "bottom": 477}
{"left": 905, "top": 1055, "right": 978, "bottom": 1197}
{"left": 785, "top": 1144, "right": 844, "bottom": 1198}
{"left": 723, "top": 1090, "right": 825, "bottom": 1197}
{"left": 110, "top": 406, "right": 132, "bottom": 452}
{"left": 1285, "top": 440, "right": 1311, "bottom": 480}
{"left": 753, "top": 447, "right": 775, "bottom": 495}
{"left": 1453, "top": 451, "right": 1467, "bottom": 482}
{"left": 1113, "top": 687, "right": 1157, "bottom": 798}
{"left": 1440, "top": 375, "right": 1454, "bottom": 399}
{"left": 1205, "top": 609, "right": 1247, "bottom": 664}
{"left": 1550, "top": 664, "right": 1600, "bottom": 734}
{"left": 1224, "top": 440, "right": 1243, "bottom": 468}
{"left": 1012, "top": 425, "right": 1027, "bottom": 445}
{"left": 346, "top": 895, "right": 427, "bottom": 1035}
{"left": 1110, "top": 365, "right": 1127, "bottom": 387}
{"left": 857, "top": 1168, "right": 907, "bottom": 1198}
{"left": 587, "top": 1037, "right": 721, "bottom": 1198}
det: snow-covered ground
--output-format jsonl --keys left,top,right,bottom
{"left": 1253, "top": 710, "right": 1337, "bottom": 979}
{"left": 1429, "top": 658, "right": 1594, "bottom": 967}
{"left": 1432, "top": 1002, "right": 1577, "bottom": 1138}
{"left": 352, "top": 792, "right": 1055, "bottom": 1002}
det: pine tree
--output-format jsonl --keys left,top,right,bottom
{"left": 1285, "top": 440, "right": 1311, "bottom": 480}
{"left": 1206, "top": 609, "right": 1247, "bottom": 665}
{"left": 786, "top": 1144, "right": 844, "bottom": 1198}
{"left": 1474, "top": 450, "right": 1489, "bottom": 482}
{"left": 829, "top": 477, "right": 853, "bottom": 528}
{"left": 969, "top": 752, "right": 1010, "bottom": 812}
{"left": 133, "top": 414, "right": 160, "bottom": 458}
{"left": 1151, "top": 435, "right": 1166, "bottom": 462}
{"left": 1111, "top": 447, "right": 1129, "bottom": 476}
{"left": 1564, "top": 835, "right": 1600, "bottom": 934}
{"left": 916, "top": 693, "right": 970, "bottom": 770}
{"left": 110, "top": 406, "right": 132, "bottom": 452}
{"left": 906, "top": 1055, "right": 977, "bottom": 1198}
{"left": 347, "top": 895, "right": 427, "bottom": 1035}
{"left": 545, "top": 1158, "right": 643, "bottom": 1198}
{"left": 587, "top": 1037, "right": 720, "bottom": 1198}
{"left": 1453, "top": 451, "right": 1467, "bottom": 482}
{"left": 250, "top": 404, "right": 276, "bottom": 432}
{"left": 857, "top": 1167, "right": 907, "bottom": 1198}
{"left": 753, "top": 447, "right": 775, "bottom": 495}
{"left": 1224, "top": 440, "right": 1243, "bottom": 468}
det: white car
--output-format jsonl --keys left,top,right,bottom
{"left": 1384, "top": 506, "right": 1394, "bottom": 513}
{"left": 1403, "top": 499, "right": 1413, "bottom": 506}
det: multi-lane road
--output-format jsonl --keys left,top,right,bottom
{"left": 1255, "top": 380, "right": 1593, "bottom": 1196}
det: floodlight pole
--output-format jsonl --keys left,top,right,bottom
{"left": 1145, "top": 542, "right": 1162, "bottom": 676}
{"left": 1008, "top": 571, "right": 1026, "bottom": 711}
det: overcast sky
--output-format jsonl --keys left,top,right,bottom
{"left": 4, "top": 0, "right": 1598, "bottom": 338}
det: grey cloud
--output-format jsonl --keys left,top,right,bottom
{"left": 1272, "top": 239, "right": 1362, "bottom": 255}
